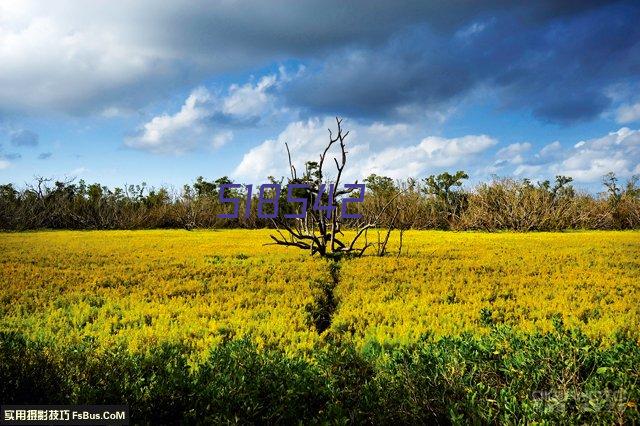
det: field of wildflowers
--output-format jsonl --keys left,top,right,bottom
{"left": 1, "top": 229, "right": 639, "bottom": 422}
{"left": 2, "top": 230, "right": 638, "bottom": 353}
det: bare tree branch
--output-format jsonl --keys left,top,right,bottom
{"left": 269, "top": 117, "right": 399, "bottom": 259}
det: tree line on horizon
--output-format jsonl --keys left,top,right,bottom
{"left": 0, "top": 171, "right": 638, "bottom": 231}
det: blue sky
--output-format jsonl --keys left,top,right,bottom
{"left": 0, "top": 1, "right": 639, "bottom": 192}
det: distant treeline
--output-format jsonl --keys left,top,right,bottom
{"left": 0, "top": 172, "right": 638, "bottom": 231}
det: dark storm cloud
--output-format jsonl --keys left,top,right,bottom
{"left": 2, "top": 0, "right": 635, "bottom": 122}
{"left": 6, "top": 0, "right": 491, "bottom": 115}
{"left": 10, "top": 130, "right": 39, "bottom": 147}
{"left": 158, "top": 0, "right": 611, "bottom": 54}
{"left": 285, "top": 1, "right": 640, "bottom": 123}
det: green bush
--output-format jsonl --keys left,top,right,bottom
{"left": 1, "top": 329, "right": 638, "bottom": 424}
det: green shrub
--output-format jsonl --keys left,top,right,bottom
{"left": 1, "top": 329, "right": 638, "bottom": 424}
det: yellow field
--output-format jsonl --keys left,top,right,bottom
{"left": 1, "top": 230, "right": 639, "bottom": 361}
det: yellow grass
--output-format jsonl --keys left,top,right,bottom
{"left": 1, "top": 230, "right": 638, "bottom": 361}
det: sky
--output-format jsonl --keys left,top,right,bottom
{"left": 0, "top": 0, "right": 639, "bottom": 193}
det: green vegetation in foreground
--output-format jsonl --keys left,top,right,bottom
{"left": 2, "top": 326, "right": 639, "bottom": 424}
{"left": 1, "top": 230, "right": 639, "bottom": 423}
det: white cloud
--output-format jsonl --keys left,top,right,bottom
{"left": 233, "top": 117, "right": 497, "bottom": 181}
{"left": 538, "top": 141, "right": 561, "bottom": 157}
{"left": 125, "top": 72, "right": 282, "bottom": 154}
{"left": 496, "top": 142, "right": 532, "bottom": 165}
{"left": 223, "top": 75, "right": 277, "bottom": 118}
{"left": 513, "top": 164, "right": 545, "bottom": 177}
{"left": 557, "top": 128, "right": 640, "bottom": 182}
{"left": 211, "top": 131, "right": 233, "bottom": 149}
{"left": 125, "top": 87, "right": 212, "bottom": 154}
{"left": 419, "top": 135, "right": 496, "bottom": 163}
{"left": 234, "top": 118, "right": 337, "bottom": 181}
{"left": 615, "top": 102, "right": 640, "bottom": 124}
{"left": 359, "top": 135, "right": 496, "bottom": 179}
{"left": 0, "top": 159, "right": 11, "bottom": 170}
{"left": 501, "top": 127, "right": 640, "bottom": 183}
{"left": 0, "top": 6, "right": 159, "bottom": 114}
{"left": 0, "top": 2, "right": 311, "bottom": 116}
{"left": 234, "top": 139, "right": 281, "bottom": 181}
{"left": 366, "top": 122, "right": 410, "bottom": 140}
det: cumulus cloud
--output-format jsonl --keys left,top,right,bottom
{"left": 234, "top": 118, "right": 639, "bottom": 187}
{"left": 495, "top": 142, "right": 532, "bottom": 165}
{"left": 125, "top": 88, "right": 212, "bottom": 154}
{"left": 558, "top": 128, "right": 640, "bottom": 182}
{"left": 616, "top": 103, "right": 640, "bottom": 124}
{"left": 10, "top": 129, "right": 39, "bottom": 147}
{"left": 233, "top": 117, "right": 497, "bottom": 181}
{"left": 538, "top": 141, "right": 562, "bottom": 158}
{"left": 211, "top": 131, "right": 233, "bottom": 149}
{"left": 234, "top": 118, "right": 336, "bottom": 181}
{"left": 0, "top": 5, "right": 165, "bottom": 115}
{"left": 358, "top": 135, "right": 497, "bottom": 179}
{"left": 125, "top": 73, "right": 283, "bottom": 154}
{"left": 493, "top": 128, "right": 640, "bottom": 183}
{"left": 222, "top": 76, "right": 277, "bottom": 118}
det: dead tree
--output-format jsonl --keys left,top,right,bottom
{"left": 268, "top": 117, "right": 400, "bottom": 259}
